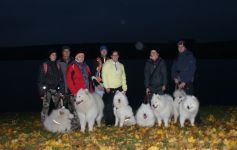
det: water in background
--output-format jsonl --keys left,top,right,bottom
{"left": 0, "top": 59, "right": 236, "bottom": 112}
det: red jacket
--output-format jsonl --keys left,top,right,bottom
{"left": 66, "top": 63, "right": 93, "bottom": 95}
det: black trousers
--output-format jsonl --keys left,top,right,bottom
{"left": 102, "top": 86, "right": 123, "bottom": 125}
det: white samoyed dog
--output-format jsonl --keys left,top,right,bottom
{"left": 113, "top": 91, "right": 136, "bottom": 127}
{"left": 151, "top": 94, "right": 174, "bottom": 127}
{"left": 173, "top": 89, "right": 187, "bottom": 123}
{"left": 74, "top": 89, "right": 104, "bottom": 132}
{"left": 135, "top": 103, "right": 155, "bottom": 127}
{"left": 179, "top": 95, "right": 199, "bottom": 127}
{"left": 43, "top": 106, "right": 74, "bottom": 133}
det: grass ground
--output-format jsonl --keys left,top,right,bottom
{"left": 0, "top": 106, "right": 237, "bottom": 150}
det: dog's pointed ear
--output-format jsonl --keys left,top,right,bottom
{"left": 58, "top": 110, "right": 64, "bottom": 116}
{"left": 115, "top": 90, "right": 120, "bottom": 95}
{"left": 77, "top": 89, "right": 83, "bottom": 96}
{"left": 157, "top": 94, "right": 161, "bottom": 99}
{"left": 84, "top": 89, "right": 89, "bottom": 95}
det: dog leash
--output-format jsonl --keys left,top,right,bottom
{"left": 144, "top": 92, "right": 151, "bottom": 104}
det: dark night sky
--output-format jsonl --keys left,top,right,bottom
{"left": 0, "top": 0, "right": 237, "bottom": 47}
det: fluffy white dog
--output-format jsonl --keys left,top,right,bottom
{"left": 173, "top": 89, "right": 187, "bottom": 123}
{"left": 43, "top": 106, "right": 74, "bottom": 133}
{"left": 135, "top": 103, "right": 155, "bottom": 127}
{"left": 179, "top": 95, "right": 199, "bottom": 127}
{"left": 74, "top": 89, "right": 104, "bottom": 132}
{"left": 113, "top": 91, "right": 136, "bottom": 127}
{"left": 151, "top": 94, "right": 174, "bottom": 127}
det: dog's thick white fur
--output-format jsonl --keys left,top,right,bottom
{"left": 179, "top": 95, "right": 199, "bottom": 127}
{"left": 136, "top": 103, "right": 155, "bottom": 127}
{"left": 113, "top": 91, "right": 136, "bottom": 127}
{"left": 173, "top": 89, "right": 187, "bottom": 123}
{"left": 74, "top": 89, "right": 104, "bottom": 132}
{"left": 151, "top": 94, "right": 174, "bottom": 127}
{"left": 43, "top": 107, "right": 73, "bottom": 133}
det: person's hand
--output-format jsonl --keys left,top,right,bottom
{"left": 162, "top": 85, "right": 166, "bottom": 91}
{"left": 59, "top": 93, "right": 64, "bottom": 98}
{"left": 174, "top": 78, "right": 179, "bottom": 84}
{"left": 40, "top": 95, "right": 46, "bottom": 100}
{"left": 122, "top": 91, "right": 126, "bottom": 95}
{"left": 179, "top": 82, "right": 186, "bottom": 89}
{"left": 106, "top": 88, "right": 110, "bottom": 93}
{"left": 146, "top": 88, "right": 150, "bottom": 95}
{"left": 96, "top": 77, "right": 102, "bottom": 82}
{"left": 97, "top": 85, "right": 104, "bottom": 91}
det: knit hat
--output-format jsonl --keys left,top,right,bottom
{"left": 75, "top": 50, "right": 85, "bottom": 58}
{"left": 99, "top": 45, "right": 109, "bottom": 52}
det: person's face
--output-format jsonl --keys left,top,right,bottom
{"left": 111, "top": 52, "right": 119, "bottom": 62}
{"left": 100, "top": 49, "right": 107, "bottom": 57}
{"left": 150, "top": 50, "right": 159, "bottom": 61}
{"left": 49, "top": 52, "right": 57, "bottom": 61}
{"left": 75, "top": 53, "right": 85, "bottom": 63}
{"left": 178, "top": 44, "right": 186, "bottom": 53}
{"left": 62, "top": 49, "right": 70, "bottom": 58}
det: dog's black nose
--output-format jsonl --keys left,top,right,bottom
{"left": 187, "top": 106, "right": 190, "bottom": 109}
{"left": 118, "top": 99, "right": 120, "bottom": 103}
{"left": 143, "top": 113, "right": 147, "bottom": 119}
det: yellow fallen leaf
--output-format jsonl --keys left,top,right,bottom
{"left": 207, "top": 114, "right": 215, "bottom": 122}
{"left": 148, "top": 146, "right": 159, "bottom": 150}
{"left": 187, "top": 136, "right": 196, "bottom": 143}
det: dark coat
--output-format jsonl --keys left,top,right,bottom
{"left": 38, "top": 60, "right": 64, "bottom": 96}
{"left": 144, "top": 58, "right": 168, "bottom": 94}
{"left": 57, "top": 57, "right": 73, "bottom": 94}
{"left": 171, "top": 50, "right": 196, "bottom": 83}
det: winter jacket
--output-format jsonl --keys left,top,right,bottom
{"left": 171, "top": 50, "right": 196, "bottom": 83}
{"left": 57, "top": 57, "right": 73, "bottom": 94}
{"left": 66, "top": 61, "right": 93, "bottom": 95}
{"left": 102, "top": 60, "right": 127, "bottom": 91}
{"left": 38, "top": 60, "right": 64, "bottom": 96}
{"left": 144, "top": 58, "right": 168, "bottom": 93}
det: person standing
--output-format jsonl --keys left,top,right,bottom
{"left": 144, "top": 49, "right": 168, "bottom": 101}
{"left": 102, "top": 50, "right": 127, "bottom": 125}
{"left": 171, "top": 40, "right": 201, "bottom": 124}
{"left": 66, "top": 51, "right": 93, "bottom": 96}
{"left": 58, "top": 46, "right": 81, "bottom": 130}
{"left": 92, "top": 45, "right": 110, "bottom": 97}
{"left": 57, "top": 46, "right": 73, "bottom": 94}
{"left": 38, "top": 50, "right": 64, "bottom": 122}
{"left": 171, "top": 41, "right": 196, "bottom": 94}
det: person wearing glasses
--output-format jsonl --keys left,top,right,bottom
{"left": 102, "top": 50, "right": 127, "bottom": 125}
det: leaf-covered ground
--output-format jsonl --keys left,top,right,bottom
{"left": 0, "top": 106, "right": 237, "bottom": 150}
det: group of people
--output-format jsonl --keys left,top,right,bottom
{"left": 38, "top": 40, "right": 199, "bottom": 129}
